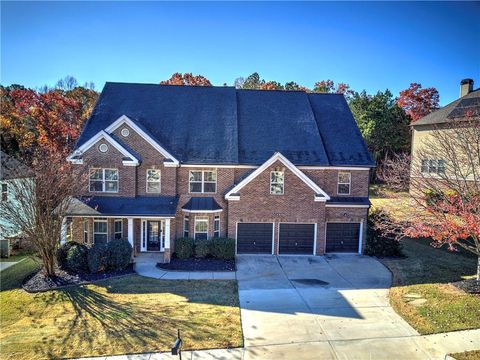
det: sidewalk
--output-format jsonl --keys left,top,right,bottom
{"left": 134, "top": 255, "right": 236, "bottom": 280}
{"left": 73, "top": 329, "right": 480, "bottom": 360}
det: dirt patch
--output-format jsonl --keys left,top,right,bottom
{"left": 157, "top": 258, "right": 235, "bottom": 272}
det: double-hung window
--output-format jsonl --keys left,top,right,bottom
{"left": 89, "top": 168, "right": 118, "bottom": 192}
{"left": 194, "top": 217, "right": 208, "bottom": 241}
{"left": 93, "top": 218, "right": 108, "bottom": 244}
{"left": 189, "top": 170, "right": 216, "bottom": 193}
{"left": 214, "top": 216, "right": 220, "bottom": 238}
{"left": 183, "top": 215, "right": 190, "bottom": 238}
{"left": 337, "top": 172, "right": 351, "bottom": 195}
{"left": 114, "top": 219, "right": 123, "bottom": 239}
{"left": 83, "top": 219, "right": 89, "bottom": 244}
{"left": 421, "top": 159, "right": 446, "bottom": 175}
{"left": 270, "top": 171, "right": 284, "bottom": 195}
{"left": 66, "top": 217, "right": 73, "bottom": 241}
{"left": 146, "top": 169, "right": 161, "bottom": 193}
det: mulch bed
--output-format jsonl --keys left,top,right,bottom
{"left": 157, "top": 258, "right": 235, "bottom": 272}
{"left": 452, "top": 279, "right": 480, "bottom": 295}
{"left": 22, "top": 264, "right": 135, "bottom": 293}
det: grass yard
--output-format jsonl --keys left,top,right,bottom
{"left": 451, "top": 350, "right": 480, "bottom": 360}
{"left": 0, "top": 264, "right": 242, "bottom": 360}
{"left": 371, "top": 186, "right": 480, "bottom": 335}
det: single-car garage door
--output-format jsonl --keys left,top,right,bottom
{"left": 326, "top": 223, "right": 360, "bottom": 253}
{"left": 237, "top": 223, "right": 273, "bottom": 254}
{"left": 279, "top": 224, "right": 315, "bottom": 254}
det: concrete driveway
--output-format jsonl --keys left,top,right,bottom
{"left": 236, "top": 255, "right": 431, "bottom": 359}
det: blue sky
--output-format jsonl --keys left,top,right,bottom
{"left": 1, "top": 1, "right": 479, "bottom": 105}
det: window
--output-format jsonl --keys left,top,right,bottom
{"left": 146, "top": 169, "right": 161, "bottom": 193}
{"left": 183, "top": 215, "right": 190, "bottom": 238}
{"left": 66, "top": 217, "right": 73, "bottom": 241}
{"left": 270, "top": 171, "right": 284, "bottom": 195}
{"left": 121, "top": 128, "right": 130, "bottom": 137}
{"left": 114, "top": 219, "right": 123, "bottom": 239}
{"left": 89, "top": 168, "right": 118, "bottom": 192}
{"left": 83, "top": 219, "right": 89, "bottom": 244}
{"left": 421, "top": 159, "right": 446, "bottom": 175}
{"left": 194, "top": 217, "right": 208, "bottom": 241}
{"left": 337, "top": 172, "right": 351, "bottom": 195}
{"left": 93, "top": 218, "right": 108, "bottom": 244}
{"left": 189, "top": 170, "right": 217, "bottom": 193}
{"left": 98, "top": 143, "right": 108, "bottom": 153}
{"left": 1, "top": 183, "right": 7, "bottom": 201}
{"left": 214, "top": 216, "right": 220, "bottom": 238}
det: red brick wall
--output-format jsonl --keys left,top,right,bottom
{"left": 303, "top": 169, "right": 370, "bottom": 197}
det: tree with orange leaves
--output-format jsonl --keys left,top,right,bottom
{"left": 397, "top": 82, "right": 439, "bottom": 122}
{"left": 160, "top": 72, "right": 212, "bottom": 86}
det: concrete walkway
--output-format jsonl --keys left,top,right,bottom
{"left": 0, "top": 259, "right": 21, "bottom": 271}
{"left": 134, "top": 253, "right": 236, "bottom": 280}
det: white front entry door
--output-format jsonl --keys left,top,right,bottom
{"left": 141, "top": 219, "right": 166, "bottom": 252}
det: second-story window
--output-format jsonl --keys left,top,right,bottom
{"left": 146, "top": 169, "right": 161, "bottom": 193}
{"left": 189, "top": 170, "right": 217, "bottom": 193}
{"left": 337, "top": 172, "right": 351, "bottom": 195}
{"left": 89, "top": 168, "right": 118, "bottom": 192}
{"left": 270, "top": 171, "right": 284, "bottom": 195}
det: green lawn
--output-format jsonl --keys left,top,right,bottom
{"left": 0, "top": 263, "right": 242, "bottom": 360}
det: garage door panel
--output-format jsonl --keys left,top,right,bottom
{"left": 279, "top": 224, "right": 315, "bottom": 254}
{"left": 237, "top": 223, "right": 273, "bottom": 254}
{"left": 326, "top": 223, "right": 360, "bottom": 253}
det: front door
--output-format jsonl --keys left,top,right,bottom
{"left": 141, "top": 220, "right": 165, "bottom": 252}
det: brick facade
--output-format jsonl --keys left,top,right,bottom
{"left": 69, "top": 124, "right": 370, "bottom": 261}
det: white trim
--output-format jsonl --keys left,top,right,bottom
{"left": 89, "top": 168, "right": 119, "bottom": 193}
{"left": 183, "top": 214, "right": 190, "bottom": 238}
{"left": 165, "top": 219, "right": 171, "bottom": 249}
{"left": 270, "top": 170, "right": 284, "bottom": 195}
{"left": 188, "top": 170, "right": 217, "bottom": 194}
{"left": 146, "top": 168, "right": 161, "bottom": 194}
{"left": 105, "top": 115, "right": 179, "bottom": 166}
{"left": 359, "top": 220, "right": 364, "bottom": 254}
{"left": 225, "top": 152, "right": 330, "bottom": 201}
{"left": 278, "top": 222, "right": 316, "bottom": 255}
{"left": 181, "top": 164, "right": 257, "bottom": 169}
{"left": 194, "top": 216, "right": 209, "bottom": 241}
{"left": 181, "top": 164, "right": 372, "bottom": 170}
{"left": 181, "top": 208, "right": 223, "bottom": 214}
{"left": 272, "top": 223, "right": 275, "bottom": 255}
{"left": 127, "top": 218, "right": 134, "bottom": 248}
{"left": 325, "top": 204, "right": 370, "bottom": 208}
{"left": 67, "top": 130, "right": 139, "bottom": 166}
{"left": 214, "top": 215, "right": 220, "bottom": 238}
{"left": 67, "top": 215, "right": 175, "bottom": 219}
{"left": 298, "top": 166, "right": 371, "bottom": 171}
{"left": 93, "top": 218, "right": 108, "bottom": 244}
{"left": 141, "top": 219, "right": 165, "bottom": 252}
{"left": 337, "top": 171, "right": 351, "bottom": 195}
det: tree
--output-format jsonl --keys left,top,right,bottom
{"left": 241, "top": 72, "right": 265, "bottom": 89}
{"left": 55, "top": 75, "right": 79, "bottom": 91}
{"left": 0, "top": 151, "right": 87, "bottom": 277}
{"left": 313, "top": 79, "right": 354, "bottom": 99}
{"left": 349, "top": 90, "right": 411, "bottom": 165}
{"left": 397, "top": 83, "right": 439, "bottom": 122}
{"left": 260, "top": 81, "right": 284, "bottom": 90}
{"left": 380, "top": 153, "right": 411, "bottom": 192}
{"left": 160, "top": 72, "right": 212, "bottom": 86}
{"left": 284, "top": 81, "right": 309, "bottom": 91}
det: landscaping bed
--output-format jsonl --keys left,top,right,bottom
{"left": 453, "top": 279, "right": 480, "bottom": 295}
{"left": 157, "top": 257, "right": 235, "bottom": 272}
{"left": 22, "top": 264, "right": 135, "bottom": 292}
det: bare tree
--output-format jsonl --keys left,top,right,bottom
{"left": 0, "top": 151, "right": 86, "bottom": 277}
{"left": 379, "top": 153, "right": 411, "bottom": 192}
{"left": 55, "top": 75, "right": 79, "bottom": 91}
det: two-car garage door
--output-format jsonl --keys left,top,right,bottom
{"left": 236, "top": 223, "right": 315, "bottom": 255}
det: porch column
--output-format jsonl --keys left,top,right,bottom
{"left": 127, "top": 218, "right": 134, "bottom": 248}
{"left": 165, "top": 218, "right": 171, "bottom": 249}
{"left": 60, "top": 217, "right": 67, "bottom": 245}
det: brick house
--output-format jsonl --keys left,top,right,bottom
{"left": 65, "top": 82, "right": 374, "bottom": 262}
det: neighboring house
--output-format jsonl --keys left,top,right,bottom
{"left": 410, "top": 79, "right": 480, "bottom": 187}
{"left": 65, "top": 83, "right": 374, "bottom": 262}
{"left": 0, "top": 150, "right": 34, "bottom": 240}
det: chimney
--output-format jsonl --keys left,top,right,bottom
{"left": 460, "top": 78, "right": 474, "bottom": 97}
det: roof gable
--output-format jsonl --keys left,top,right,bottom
{"left": 225, "top": 152, "right": 330, "bottom": 201}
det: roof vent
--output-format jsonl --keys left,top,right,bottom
{"left": 460, "top": 78, "right": 474, "bottom": 98}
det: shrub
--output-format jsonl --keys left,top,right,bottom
{"left": 365, "top": 209, "right": 403, "bottom": 257}
{"left": 211, "top": 238, "right": 235, "bottom": 260}
{"left": 87, "top": 243, "right": 108, "bottom": 273}
{"left": 195, "top": 240, "right": 211, "bottom": 258}
{"left": 106, "top": 239, "right": 132, "bottom": 271}
{"left": 57, "top": 241, "right": 89, "bottom": 273}
{"left": 175, "top": 237, "right": 194, "bottom": 259}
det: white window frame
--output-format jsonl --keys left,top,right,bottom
{"left": 66, "top": 217, "right": 73, "bottom": 242}
{"left": 337, "top": 172, "right": 351, "bottom": 195}
{"left": 422, "top": 159, "right": 446, "bottom": 175}
{"left": 189, "top": 170, "right": 217, "bottom": 194}
{"left": 114, "top": 219, "right": 123, "bottom": 239}
{"left": 83, "top": 219, "right": 89, "bottom": 244}
{"left": 89, "top": 168, "right": 119, "bottom": 193}
{"left": 270, "top": 171, "right": 284, "bottom": 195}
{"left": 146, "top": 169, "right": 161, "bottom": 193}
{"left": 194, "top": 217, "right": 209, "bottom": 241}
{"left": 183, "top": 215, "right": 190, "bottom": 238}
{"left": 214, "top": 215, "right": 220, "bottom": 238}
{"left": 93, "top": 218, "right": 108, "bottom": 244}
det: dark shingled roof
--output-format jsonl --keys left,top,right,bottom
{"left": 327, "top": 196, "right": 371, "bottom": 206}
{"left": 413, "top": 89, "right": 480, "bottom": 126}
{"left": 0, "top": 151, "right": 33, "bottom": 180}
{"left": 76, "top": 82, "right": 374, "bottom": 167}
{"left": 181, "top": 197, "right": 222, "bottom": 212}
{"left": 71, "top": 196, "right": 178, "bottom": 216}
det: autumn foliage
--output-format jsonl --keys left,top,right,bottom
{"left": 160, "top": 72, "right": 212, "bottom": 86}
{"left": 397, "top": 82, "right": 439, "bottom": 122}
